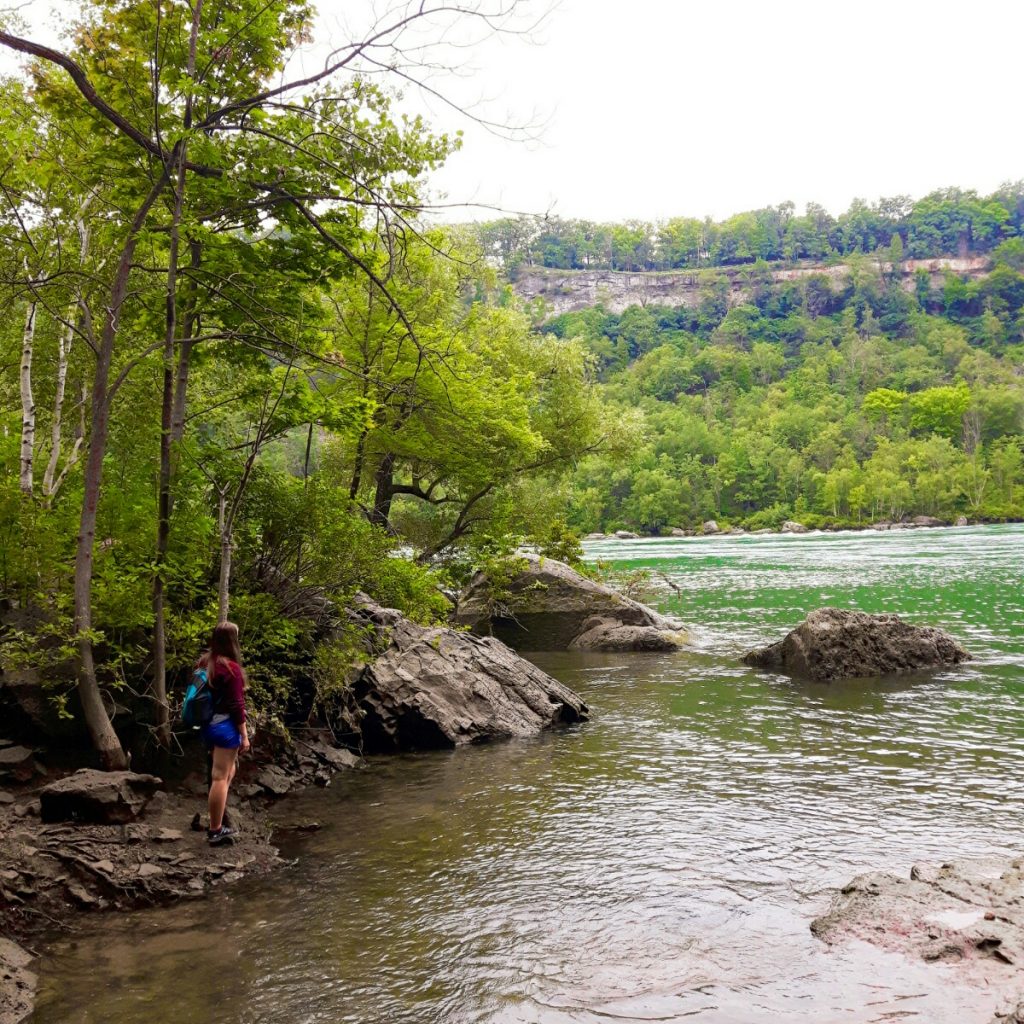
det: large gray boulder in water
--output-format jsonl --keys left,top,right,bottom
{"left": 348, "top": 597, "right": 588, "bottom": 752}
{"left": 742, "top": 607, "right": 970, "bottom": 681}
{"left": 454, "top": 553, "right": 686, "bottom": 652}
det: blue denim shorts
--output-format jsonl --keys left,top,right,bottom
{"left": 202, "top": 717, "right": 242, "bottom": 750}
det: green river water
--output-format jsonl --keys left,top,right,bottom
{"left": 32, "top": 525, "right": 1024, "bottom": 1023}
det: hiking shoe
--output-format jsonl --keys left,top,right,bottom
{"left": 207, "top": 826, "right": 237, "bottom": 846}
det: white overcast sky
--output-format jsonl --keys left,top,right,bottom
{"left": 4, "top": 0, "right": 1022, "bottom": 222}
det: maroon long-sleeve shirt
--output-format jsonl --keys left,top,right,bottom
{"left": 211, "top": 658, "right": 247, "bottom": 729}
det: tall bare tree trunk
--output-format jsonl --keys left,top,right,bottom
{"left": 47, "top": 381, "right": 86, "bottom": 503}
{"left": 19, "top": 301, "right": 37, "bottom": 496}
{"left": 170, "top": 241, "right": 202, "bottom": 445}
{"left": 213, "top": 361, "right": 291, "bottom": 623}
{"left": 75, "top": 173, "right": 169, "bottom": 771}
{"left": 152, "top": 4, "right": 202, "bottom": 748}
{"left": 217, "top": 488, "right": 231, "bottom": 622}
{"left": 152, "top": 148, "right": 188, "bottom": 749}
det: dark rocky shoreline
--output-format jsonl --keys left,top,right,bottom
{"left": 0, "top": 592, "right": 597, "bottom": 1023}
{"left": 0, "top": 725, "right": 369, "bottom": 1024}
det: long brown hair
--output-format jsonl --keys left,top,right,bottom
{"left": 200, "top": 621, "right": 246, "bottom": 682}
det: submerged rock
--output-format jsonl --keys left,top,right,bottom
{"left": 742, "top": 607, "right": 970, "bottom": 681}
{"left": 454, "top": 553, "right": 686, "bottom": 651}
{"left": 570, "top": 620, "right": 684, "bottom": 652}
{"left": 39, "top": 769, "right": 163, "bottom": 824}
{"left": 813, "top": 857, "right": 1024, "bottom": 1005}
{"left": 350, "top": 596, "right": 588, "bottom": 752}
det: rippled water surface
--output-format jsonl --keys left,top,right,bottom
{"left": 33, "top": 526, "right": 1024, "bottom": 1023}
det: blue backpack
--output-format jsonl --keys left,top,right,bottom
{"left": 181, "top": 666, "right": 214, "bottom": 728}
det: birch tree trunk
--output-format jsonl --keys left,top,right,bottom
{"left": 41, "top": 318, "right": 73, "bottom": 500}
{"left": 19, "top": 301, "right": 37, "bottom": 496}
{"left": 48, "top": 381, "right": 86, "bottom": 502}
{"left": 43, "top": 206, "right": 91, "bottom": 502}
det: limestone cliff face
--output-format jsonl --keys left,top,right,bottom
{"left": 512, "top": 256, "right": 991, "bottom": 316}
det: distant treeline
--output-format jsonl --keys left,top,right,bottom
{"left": 472, "top": 185, "right": 1024, "bottom": 274}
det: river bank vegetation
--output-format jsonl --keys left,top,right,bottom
{"left": 0, "top": 0, "right": 604, "bottom": 769}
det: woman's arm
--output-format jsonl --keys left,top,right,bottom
{"left": 221, "top": 661, "right": 248, "bottom": 730}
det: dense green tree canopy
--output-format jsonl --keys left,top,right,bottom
{"left": 0, "top": 0, "right": 600, "bottom": 766}
{"left": 472, "top": 184, "right": 1024, "bottom": 274}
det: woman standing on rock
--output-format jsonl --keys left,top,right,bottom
{"left": 199, "top": 622, "right": 250, "bottom": 845}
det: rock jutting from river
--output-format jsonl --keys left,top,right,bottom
{"left": 742, "top": 607, "right": 970, "bottom": 681}
{"left": 348, "top": 595, "right": 588, "bottom": 752}
{"left": 812, "top": 857, "right": 1024, "bottom": 1016}
{"left": 453, "top": 554, "right": 687, "bottom": 652}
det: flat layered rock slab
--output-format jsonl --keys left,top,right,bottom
{"left": 0, "top": 937, "right": 36, "bottom": 1024}
{"left": 351, "top": 596, "right": 588, "bottom": 753}
{"left": 39, "top": 769, "right": 163, "bottom": 824}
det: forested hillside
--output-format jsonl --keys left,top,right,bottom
{"left": 541, "top": 243, "right": 1024, "bottom": 533}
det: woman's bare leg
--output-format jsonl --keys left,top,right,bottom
{"left": 208, "top": 745, "right": 238, "bottom": 831}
